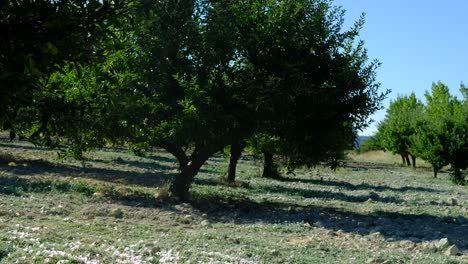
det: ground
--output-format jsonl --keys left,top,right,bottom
{"left": 0, "top": 135, "right": 467, "bottom": 263}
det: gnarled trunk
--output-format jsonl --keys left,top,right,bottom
{"left": 169, "top": 148, "right": 213, "bottom": 201}
{"left": 161, "top": 142, "right": 189, "bottom": 170}
{"left": 262, "top": 151, "right": 280, "bottom": 179}
{"left": 225, "top": 141, "right": 246, "bottom": 183}
{"left": 170, "top": 160, "right": 202, "bottom": 201}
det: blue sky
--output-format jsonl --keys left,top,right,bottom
{"left": 333, "top": 0, "right": 468, "bottom": 135}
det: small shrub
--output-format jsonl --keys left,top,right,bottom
{"left": 0, "top": 243, "right": 15, "bottom": 260}
{"left": 70, "top": 180, "right": 97, "bottom": 196}
{"left": 155, "top": 182, "right": 172, "bottom": 201}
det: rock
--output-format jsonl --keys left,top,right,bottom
{"left": 150, "top": 246, "right": 161, "bottom": 255}
{"left": 366, "top": 258, "right": 386, "bottom": 263}
{"left": 422, "top": 241, "right": 437, "bottom": 252}
{"left": 184, "top": 214, "right": 192, "bottom": 219}
{"left": 399, "top": 240, "right": 414, "bottom": 249}
{"left": 444, "top": 245, "right": 459, "bottom": 256}
{"left": 7, "top": 162, "right": 16, "bottom": 167}
{"left": 174, "top": 204, "right": 192, "bottom": 214}
{"left": 271, "top": 249, "right": 280, "bottom": 256}
{"left": 94, "top": 192, "right": 106, "bottom": 198}
{"left": 110, "top": 208, "right": 124, "bottom": 219}
{"left": 366, "top": 198, "right": 374, "bottom": 203}
{"left": 200, "top": 220, "right": 210, "bottom": 227}
{"left": 435, "top": 238, "right": 450, "bottom": 250}
{"left": 62, "top": 217, "right": 73, "bottom": 223}
{"left": 450, "top": 198, "right": 458, "bottom": 206}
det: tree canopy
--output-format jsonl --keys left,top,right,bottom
{"left": 3, "top": 0, "right": 387, "bottom": 200}
{"left": 378, "top": 82, "right": 468, "bottom": 182}
{"left": 411, "top": 82, "right": 468, "bottom": 180}
{"left": 378, "top": 93, "right": 424, "bottom": 167}
{"left": 0, "top": 0, "right": 129, "bottom": 135}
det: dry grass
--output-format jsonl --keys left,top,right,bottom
{"left": 348, "top": 150, "right": 431, "bottom": 168}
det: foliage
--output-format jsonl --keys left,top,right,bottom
{"left": 0, "top": 0, "right": 130, "bottom": 135}
{"left": 358, "top": 136, "right": 382, "bottom": 153}
{"left": 411, "top": 82, "right": 468, "bottom": 181}
{"left": 240, "top": 0, "right": 386, "bottom": 170}
{"left": 378, "top": 93, "right": 423, "bottom": 165}
{"left": 5, "top": 0, "right": 386, "bottom": 200}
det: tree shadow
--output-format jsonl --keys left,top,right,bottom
{"left": 84, "top": 157, "right": 175, "bottom": 172}
{"left": 0, "top": 175, "right": 172, "bottom": 210}
{"left": 145, "top": 153, "right": 178, "bottom": 164}
{"left": 194, "top": 178, "right": 404, "bottom": 204}
{"left": 280, "top": 177, "right": 439, "bottom": 193}
{"left": 255, "top": 184, "right": 405, "bottom": 204}
{"left": 0, "top": 158, "right": 175, "bottom": 188}
{"left": 191, "top": 195, "right": 468, "bottom": 250}
{"left": 0, "top": 142, "right": 49, "bottom": 151}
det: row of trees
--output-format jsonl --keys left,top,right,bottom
{"left": 1, "top": 0, "right": 386, "bottom": 200}
{"left": 368, "top": 82, "right": 467, "bottom": 182}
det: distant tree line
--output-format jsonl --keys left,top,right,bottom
{"left": 360, "top": 82, "right": 468, "bottom": 183}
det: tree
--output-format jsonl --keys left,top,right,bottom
{"left": 129, "top": 0, "right": 385, "bottom": 200}
{"left": 378, "top": 93, "right": 423, "bottom": 167}
{"left": 12, "top": 0, "right": 386, "bottom": 200}
{"left": 411, "top": 82, "right": 468, "bottom": 181}
{"left": 0, "top": 0, "right": 129, "bottom": 137}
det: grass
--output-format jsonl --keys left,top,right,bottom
{"left": 0, "top": 136, "right": 467, "bottom": 263}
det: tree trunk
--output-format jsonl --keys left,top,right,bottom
{"left": 169, "top": 148, "right": 213, "bottom": 201}
{"left": 262, "top": 151, "right": 280, "bottom": 179}
{"left": 404, "top": 155, "right": 411, "bottom": 166}
{"left": 225, "top": 141, "right": 246, "bottom": 183}
{"left": 401, "top": 155, "right": 405, "bottom": 165}
{"left": 161, "top": 142, "right": 189, "bottom": 170}
{"left": 433, "top": 167, "right": 438, "bottom": 178}
{"left": 410, "top": 155, "right": 416, "bottom": 168}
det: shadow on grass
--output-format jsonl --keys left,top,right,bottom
{"left": 194, "top": 178, "right": 403, "bottom": 204}
{"left": 84, "top": 157, "right": 175, "bottom": 172}
{"left": 0, "top": 142, "right": 49, "bottom": 151}
{"left": 190, "top": 194, "right": 468, "bottom": 250}
{"left": 256, "top": 184, "right": 405, "bottom": 204}
{"left": 0, "top": 157, "right": 175, "bottom": 188}
{"left": 0, "top": 175, "right": 166, "bottom": 208}
{"left": 280, "top": 177, "right": 440, "bottom": 193}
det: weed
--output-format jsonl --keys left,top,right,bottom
{"left": 0, "top": 243, "right": 14, "bottom": 260}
